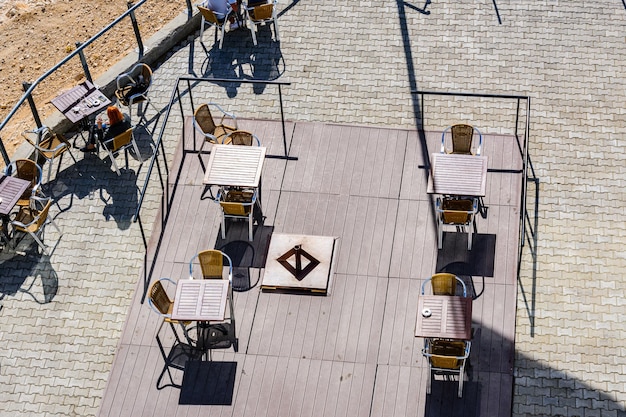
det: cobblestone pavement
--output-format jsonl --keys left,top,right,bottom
{"left": 1, "top": 1, "right": 625, "bottom": 416}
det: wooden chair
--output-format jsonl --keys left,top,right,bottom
{"left": 440, "top": 124, "right": 483, "bottom": 156}
{"left": 147, "top": 278, "right": 200, "bottom": 389}
{"left": 245, "top": 0, "right": 280, "bottom": 46}
{"left": 101, "top": 127, "right": 141, "bottom": 175}
{"left": 198, "top": 5, "right": 230, "bottom": 49}
{"left": 2, "top": 159, "right": 44, "bottom": 207}
{"left": 21, "top": 126, "right": 76, "bottom": 184}
{"left": 421, "top": 273, "right": 467, "bottom": 297}
{"left": 193, "top": 103, "right": 238, "bottom": 154}
{"left": 216, "top": 188, "right": 257, "bottom": 241}
{"left": 436, "top": 197, "right": 478, "bottom": 250}
{"left": 422, "top": 338, "right": 471, "bottom": 398}
{"left": 10, "top": 196, "right": 61, "bottom": 255}
{"left": 223, "top": 130, "right": 261, "bottom": 146}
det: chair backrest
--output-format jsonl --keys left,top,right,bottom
{"left": 430, "top": 273, "right": 460, "bottom": 296}
{"left": 194, "top": 104, "right": 217, "bottom": 135}
{"left": 11, "top": 159, "right": 41, "bottom": 198}
{"left": 251, "top": 3, "right": 273, "bottom": 20}
{"left": 220, "top": 190, "right": 254, "bottom": 215}
{"left": 450, "top": 124, "right": 474, "bottom": 154}
{"left": 34, "top": 198, "right": 52, "bottom": 231}
{"left": 198, "top": 5, "right": 221, "bottom": 25}
{"left": 228, "top": 131, "right": 255, "bottom": 146}
{"left": 441, "top": 198, "right": 474, "bottom": 224}
{"left": 149, "top": 280, "right": 173, "bottom": 315}
{"left": 111, "top": 129, "right": 134, "bottom": 152}
{"left": 198, "top": 249, "right": 225, "bottom": 279}
{"left": 429, "top": 340, "right": 467, "bottom": 369}
{"left": 116, "top": 63, "right": 152, "bottom": 105}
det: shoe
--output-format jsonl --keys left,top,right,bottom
{"left": 80, "top": 145, "right": 97, "bottom": 153}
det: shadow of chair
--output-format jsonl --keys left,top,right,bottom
{"left": 421, "top": 272, "right": 467, "bottom": 297}
{"left": 440, "top": 124, "right": 483, "bottom": 156}
{"left": 10, "top": 196, "right": 61, "bottom": 256}
{"left": 436, "top": 197, "right": 478, "bottom": 250}
{"left": 193, "top": 103, "right": 238, "bottom": 155}
{"left": 115, "top": 63, "right": 158, "bottom": 126}
{"left": 101, "top": 127, "right": 142, "bottom": 176}
{"left": 422, "top": 338, "right": 471, "bottom": 398}
{"left": 3, "top": 159, "right": 44, "bottom": 207}
{"left": 21, "top": 126, "right": 77, "bottom": 184}
{"left": 216, "top": 188, "right": 257, "bottom": 242}
{"left": 245, "top": 0, "right": 280, "bottom": 46}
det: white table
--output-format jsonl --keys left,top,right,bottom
{"left": 202, "top": 145, "right": 267, "bottom": 188}
{"left": 427, "top": 153, "right": 488, "bottom": 197}
{"left": 171, "top": 279, "right": 229, "bottom": 322}
{"left": 415, "top": 295, "right": 473, "bottom": 340}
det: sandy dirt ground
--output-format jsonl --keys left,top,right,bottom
{"left": 0, "top": 0, "right": 187, "bottom": 159}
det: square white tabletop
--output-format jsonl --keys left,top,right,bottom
{"left": 427, "top": 153, "right": 488, "bottom": 197}
{"left": 202, "top": 144, "right": 267, "bottom": 188}
{"left": 171, "top": 279, "right": 229, "bottom": 322}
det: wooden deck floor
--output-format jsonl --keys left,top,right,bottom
{"left": 98, "top": 118, "right": 523, "bottom": 417}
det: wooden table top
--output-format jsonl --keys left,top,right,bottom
{"left": 171, "top": 279, "right": 229, "bottom": 322}
{"left": 0, "top": 175, "right": 30, "bottom": 216}
{"left": 415, "top": 295, "right": 473, "bottom": 340}
{"left": 51, "top": 80, "right": 111, "bottom": 124}
{"left": 202, "top": 144, "right": 267, "bottom": 188}
{"left": 427, "top": 153, "right": 488, "bottom": 197}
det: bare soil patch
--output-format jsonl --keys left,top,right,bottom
{"left": 0, "top": 0, "right": 186, "bottom": 159}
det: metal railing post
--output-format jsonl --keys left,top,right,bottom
{"left": 127, "top": 2, "right": 144, "bottom": 58}
{"left": 75, "top": 42, "right": 93, "bottom": 83}
{"left": 22, "top": 82, "right": 43, "bottom": 128}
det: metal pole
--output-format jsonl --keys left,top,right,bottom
{"left": 127, "top": 2, "right": 144, "bottom": 58}
{"left": 0, "top": 136, "right": 10, "bottom": 166}
{"left": 22, "top": 82, "right": 43, "bottom": 129}
{"left": 278, "top": 84, "right": 287, "bottom": 158}
{"left": 75, "top": 42, "right": 93, "bottom": 83}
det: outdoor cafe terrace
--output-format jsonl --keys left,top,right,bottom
{"left": 97, "top": 107, "right": 524, "bottom": 416}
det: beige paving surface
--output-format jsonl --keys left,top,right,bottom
{"left": 0, "top": 0, "right": 625, "bottom": 416}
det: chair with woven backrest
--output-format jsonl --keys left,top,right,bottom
{"left": 101, "top": 127, "right": 142, "bottom": 176}
{"left": 147, "top": 277, "right": 200, "bottom": 389}
{"left": 193, "top": 103, "right": 238, "bottom": 154}
{"left": 10, "top": 196, "right": 61, "bottom": 255}
{"left": 245, "top": 0, "right": 280, "bottom": 46}
{"left": 198, "top": 4, "right": 230, "bottom": 49}
{"left": 440, "top": 124, "right": 483, "bottom": 156}
{"left": 436, "top": 197, "right": 478, "bottom": 250}
{"left": 421, "top": 273, "right": 467, "bottom": 297}
{"left": 115, "top": 63, "right": 157, "bottom": 126}
{"left": 21, "top": 126, "right": 76, "bottom": 184}
{"left": 3, "top": 159, "right": 44, "bottom": 207}
{"left": 215, "top": 187, "right": 257, "bottom": 241}
{"left": 422, "top": 338, "right": 471, "bottom": 398}
{"left": 223, "top": 130, "right": 261, "bottom": 146}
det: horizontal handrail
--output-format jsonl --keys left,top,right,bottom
{"left": 411, "top": 89, "right": 530, "bottom": 101}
